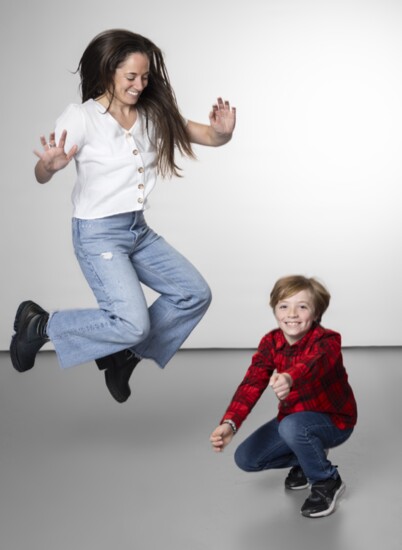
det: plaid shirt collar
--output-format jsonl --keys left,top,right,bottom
{"left": 274, "top": 322, "right": 324, "bottom": 352}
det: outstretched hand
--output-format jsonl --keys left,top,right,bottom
{"left": 34, "top": 130, "right": 78, "bottom": 175}
{"left": 209, "top": 97, "right": 236, "bottom": 136}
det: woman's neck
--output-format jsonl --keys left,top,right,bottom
{"left": 96, "top": 95, "right": 137, "bottom": 130}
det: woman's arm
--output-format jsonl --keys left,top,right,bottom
{"left": 186, "top": 97, "right": 236, "bottom": 146}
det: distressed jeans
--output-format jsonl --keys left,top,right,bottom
{"left": 234, "top": 412, "right": 353, "bottom": 483}
{"left": 47, "top": 211, "right": 212, "bottom": 369}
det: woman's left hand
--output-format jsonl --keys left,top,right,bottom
{"left": 209, "top": 97, "right": 236, "bottom": 136}
{"left": 187, "top": 98, "right": 236, "bottom": 146}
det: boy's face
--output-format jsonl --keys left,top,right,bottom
{"left": 274, "top": 289, "right": 316, "bottom": 345}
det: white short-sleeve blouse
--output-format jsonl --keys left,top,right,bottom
{"left": 55, "top": 99, "right": 158, "bottom": 220}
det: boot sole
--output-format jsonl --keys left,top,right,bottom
{"left": 10, "top": 301, "right": 47, "bottom": 373}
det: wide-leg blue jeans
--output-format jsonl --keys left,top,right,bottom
{"left": 47, "top": 211, "right": 212, "bottom": 369}
{"left": 234, "top": 412, "right": 353, "bottom": 483}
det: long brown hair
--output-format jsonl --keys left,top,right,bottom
{"left": 77, "top": 29, "right": 195, "bottom": 177}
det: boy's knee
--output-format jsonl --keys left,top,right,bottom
{"left": 277, "top": 415, "right": 300, "bottom": 446}
{"left": 234, "top": 444, "right": 255, "bottom": 472}
{"left": 278, "top": 413, "right": 305, "bottom": 447}
{"left": 234, "top": 447, "right": 248, "bottom": 471}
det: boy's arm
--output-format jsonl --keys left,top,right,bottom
{"left": 218, "top": 334, "right": 275, "bottom": 431}
{"left": 210, "top": 423, "right": 235, "bottom": 453}
{"left": 269, "top": 372, "right": 293, "bottom": 400}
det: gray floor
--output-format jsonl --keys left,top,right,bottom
{"left": 0, "top": 347, "right": 401, "bottom": 550}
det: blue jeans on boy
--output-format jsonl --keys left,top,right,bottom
{"left": 234, "top": 412, "right": 353, "bottom": 483}
{"left": 47, "top": 211, "right": 212, "bottom": 369}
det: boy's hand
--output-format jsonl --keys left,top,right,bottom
{"left": 269, "top": 372, "right": 292, "bottom": 400}
{"left": 210, "top": 423, "right": 234, "bottom": 452}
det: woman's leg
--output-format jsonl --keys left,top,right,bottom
{"left": 47, "top": 212, "right": 151, "bottom": 368}
{"left": 127, "top": 223, "right": 212, "bottom": 368}
{"left": 91, "top": 218, "right": 211, "bottom": 400}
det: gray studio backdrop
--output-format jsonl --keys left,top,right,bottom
{"left": 1, "top": 0, "right": 401, "bottom": 350}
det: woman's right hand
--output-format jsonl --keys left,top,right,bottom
{"left": 34, "top": 129, "right": 78, "bottom": 183}
{"left": 210, "top": 423, "right": 235, "bottom": 453}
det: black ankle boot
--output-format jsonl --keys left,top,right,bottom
{"left": 10, "top": 300, "right": 49, "bottom": 372}
{"left": 95, "top": 350, "right": 140, "bottom": 403}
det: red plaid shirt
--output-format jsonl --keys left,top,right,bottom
{"left": 221, "top": 323, "right": 357, "bottom": 431}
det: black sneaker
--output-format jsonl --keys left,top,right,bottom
{"left": 301, "top": 475, "right": 345, "bottom": 518}
{"left": 95, "top": 349, "right": 140, "bottom": 403}
{"left": 285, "top": 466, "right": 309, "bottom": 490}
{"left": 10, "top": 301, "right": 49, "bottom": 372}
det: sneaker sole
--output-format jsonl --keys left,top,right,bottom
{"left": 285, "top": 482, "right": 310, "bottom": 490}
{"left": 302, "top": 482, "right": 346, "bottom": 518}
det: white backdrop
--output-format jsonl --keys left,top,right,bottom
{"left": 1, "top": 0, "right": 402, "bottom": 349}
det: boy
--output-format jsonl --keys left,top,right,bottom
{"left": 210, "top": 275, "right": 357, "bottom": 518}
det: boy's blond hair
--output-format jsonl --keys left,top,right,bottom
{"left": 269, "top": 275, "right": 331, "bottom": 322}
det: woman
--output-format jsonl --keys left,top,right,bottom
{"left": 10, "top": 29, "right": 236, "bottom": 403}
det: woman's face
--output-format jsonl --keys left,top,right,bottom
{"left": 110, "top": 52, "right": 150, "bottom": 107}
